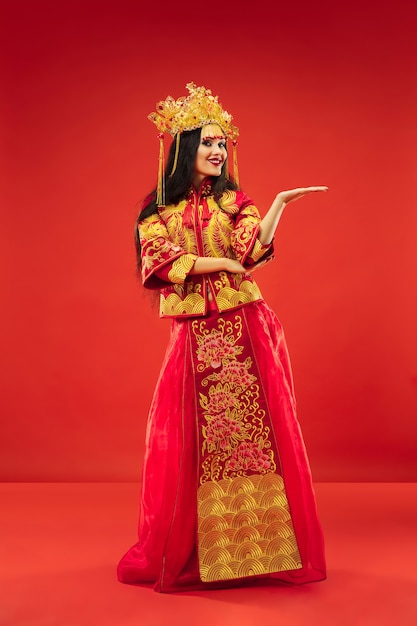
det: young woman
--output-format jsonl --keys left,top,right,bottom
{"left": 117, "top": 83, "right": 328, "bottom": 593}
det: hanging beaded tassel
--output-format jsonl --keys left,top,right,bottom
{"left": 232, "top": 140, "right": 240, "bottom": 187}
{"left": 156, "top": 132, "right": 165, "bottom": 207}
{"left": 169, "top": 133, "right": 181, "bottom": 177}
{"left": 223, "top": 145, "right": 229, "bottom": 180}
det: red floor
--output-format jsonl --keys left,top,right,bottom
{"left": 1, "top": 483, "right": 416, "bottom": 626}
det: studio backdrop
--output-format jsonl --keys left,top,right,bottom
{"left": 1, "top": 0, "right": 416, "bottom": 482}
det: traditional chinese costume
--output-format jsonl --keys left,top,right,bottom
{"left": 117, "top": 180, "right": 326, "bottom": 592}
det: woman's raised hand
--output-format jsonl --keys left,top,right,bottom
{"left": 259, "top": 186, "right": 329, "bottom": 245}
{"left": 276, "top": 186, "right": 328, "bottom": 207}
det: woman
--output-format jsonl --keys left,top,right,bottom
{"left": 117, "top": 83, "right": 328, "bottom": 593}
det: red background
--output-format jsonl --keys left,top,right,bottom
{"left": 1, "top": 0, "right": 416, "bottom": 482}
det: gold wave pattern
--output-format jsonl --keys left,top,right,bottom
{"left": 161, "top": 292, "right": 206, "bottom": 316}
{"left": 160, "top": 279, "right": 263, "bottom": 317}
{"left": 250, "top": 238, "right": 272, "bottom": 263}
{"left": 197, "top": 473, "right": 301, "bottom": 582}
{"left": 167, "top": 254, "right": 197, "bottom": 284}
{"left": 216, "top": 282, "right": 263, "bottom": 310}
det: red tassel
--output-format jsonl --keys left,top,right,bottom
{"left": 202, "top": 200, "right": 211, "bottom": 223}
{"left": 232, "top": 140, "right": 239, "bottom": 187}
{"left": 182, "top": 202, "right": 193, "bottom": 228}
{"left": 156, "top": 133, "right": 165, "bottom": 207}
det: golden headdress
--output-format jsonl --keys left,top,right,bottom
{"left": 148, "top": 82, "right": 240, "bottom": 206}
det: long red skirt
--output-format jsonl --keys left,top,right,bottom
{"left": 117, "top": 300, "right": 326, "bottom": 592}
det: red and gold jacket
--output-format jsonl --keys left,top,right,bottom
{"left": 138, "top": 179, "right": 274, "bottom": 319}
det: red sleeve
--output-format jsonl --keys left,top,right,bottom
{"left": 230, "top": 192, "right": 274, "bottom": 268}
{"left": 138, "top": 213, "right": 197, "bottom": 289}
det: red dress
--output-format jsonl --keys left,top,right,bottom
{"left": 117, "top": 182, "right": 326, "bottom": 592}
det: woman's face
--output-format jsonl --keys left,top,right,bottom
{"left": 193, "top": 124, "right": 227, "bottom": 187}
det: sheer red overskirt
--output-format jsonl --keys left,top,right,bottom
{"left": 117, "top": 300, "right": 326, "bottom": 592}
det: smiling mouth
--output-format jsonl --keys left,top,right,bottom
{"left": 208, "top": 159, "right": 222, "bottom": 166}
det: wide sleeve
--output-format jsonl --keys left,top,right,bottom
{"left": 138, "top": 213, "right": 198, "bottom": 290}
{"left": 230, "top": 192, "right": 274, "bottom": 269}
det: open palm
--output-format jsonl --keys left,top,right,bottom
{"left": 277, "top": 186, "right": 328, "bottom": 206}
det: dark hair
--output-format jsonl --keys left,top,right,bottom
{"left": 134, "top": 127, "right": 239, "bottom": 275}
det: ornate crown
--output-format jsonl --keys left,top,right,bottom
{"left": 148, "top": 82, "right": 239, "bottom": 140}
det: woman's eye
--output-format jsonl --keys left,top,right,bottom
{"left": 219, "top": 142, "right": 226, "bottom": 149}
{"left": 202, "top": 139, "right": 212, "bottom": 146}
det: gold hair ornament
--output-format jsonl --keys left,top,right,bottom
{"left": 148, "top": 82, "right": 240, "bottom": 207}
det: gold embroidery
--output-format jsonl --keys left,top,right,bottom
{"left": 160, "top": 278, "right": 264, "bottom": 317}
{"left": 161, "top": 292, "right": 206, "bottom": 316}
{"left": 140, "top": 215, "right": 187, "bottom": 278}
{"left": 197, "top": 475, "right": 302, "bottom": 582}
{"left": 216, "top": 283, "right": 263, "bottom": 309}
{"left": 214, "top": 274, "right": 263, "bottom": 311}
{"left": 230, "top": 205, "right": 261, "bottom": 262}
{"left": 203, "top": 211, "right": 234, "bottom": 258}
{"left": 140, "top": 191, "right": 270, "bottom": 317}
{"left": 219, "top": 191, "right": 240, "bottom": 215}
{"left": 250, "top": 238, "right": 271, "bottom": 263}
{"left": 160, "top": 201, "right": 198, "bottom": 251}
{"left": 192, "top": 314, "right": 301, "bottom": 581}
{"left": 167, "top": 254, "right": 197, "bottom": 284}
{"left": 141, "top": 238, "right": 178, "bottom": 268}
{"left": 139, "top": 214, "right": 167, "bottom": 239}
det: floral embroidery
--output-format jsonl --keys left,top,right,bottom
{"left": 215, "top": 359, "right": 256, "bottom": 388}
{"left": 202, "top": 409, "right": 248, "bottom": 455}
{"left": 196, "top": 332, "right": 241, "bottom": 369}
{"left": 200, "top": 383, "right": 239, "bottom": 414}
{"left": 191, "top": 314, "right": 276, "bottom": 483}
{"left": 195, "top": 318, "right": 243, "bottom": 369}
{"left": 227, "top": 440, "right": 272, "bottom": 473}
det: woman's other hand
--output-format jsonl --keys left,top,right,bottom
{"left": 223, "top": 258, "right": 247, "bottom": 273}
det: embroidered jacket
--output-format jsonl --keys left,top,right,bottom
{"left": 138, "top": 179, "right": 274, "bottom": 318}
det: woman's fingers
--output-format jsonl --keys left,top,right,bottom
{"left": 278, "top": 186, "right": 329, "bottom": 204}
